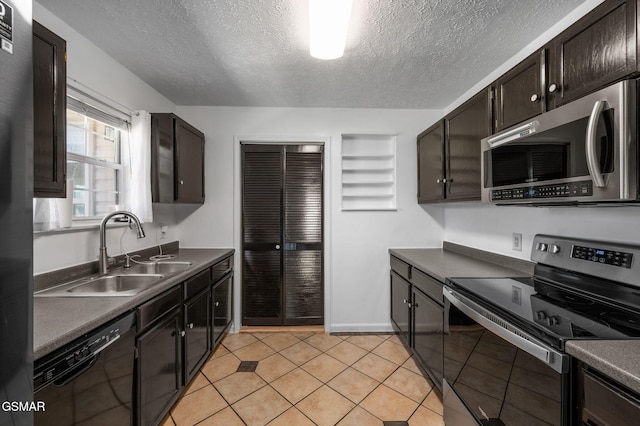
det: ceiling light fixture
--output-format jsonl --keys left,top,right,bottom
{"left": 309, "top": 0, "right": 353, "bottom": 60}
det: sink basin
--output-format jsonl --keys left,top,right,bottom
{"left": 67, "top": 274, "right": 164, "bottom": 294}
{"left": 129, "top": 261, "right": 192, "bottom": 275}
{"left": 35, "top": 274, "right": 164, "bottom": 297}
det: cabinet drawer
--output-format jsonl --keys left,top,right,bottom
{"left": 212, "top": 255, "right": 233, "bottom": 283}
{"left": 137, "top": 287, "right": 181, "bottom": 331}
{"left": 582, "top": 369, "right": 640, "bottom": 425}
{"left": 184, "top": 268, "right": 211, "bottom": 300}
{"left": 411, "top": 268, "right": 443, "bottom": 304}
{"left": 390, "top": 256, "right": 411, "bottom": 281}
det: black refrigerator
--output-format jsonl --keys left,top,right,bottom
{"left": 0, "top": 1, "right": 34, "bottom": 425}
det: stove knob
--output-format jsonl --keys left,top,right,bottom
{"left": 549, "top": 244, "right": 561, "bottom": 254}
{"left": 536, "top": 243, "right": 548, "bottom": 252}
{"left": 536, "top": 311, "right": 547, "bottom": 320}
{"left": 546, "top": 316, "right": 559, "bottom": 326}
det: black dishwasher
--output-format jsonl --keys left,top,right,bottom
{"left": 34, "top": 312, "right": 136, "bottom": 425}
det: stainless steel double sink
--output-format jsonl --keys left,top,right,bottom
{"left": 35, "top": 261, "right": 192, "bottom": 297}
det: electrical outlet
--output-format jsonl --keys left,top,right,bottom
{"left": 159, "top": 225, "right": 167, "bottom": 240}
{"left": 512, "top": 233, "right": 522, "bottom": 251}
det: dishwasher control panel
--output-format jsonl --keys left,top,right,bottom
{"left": 34, "top": 312, "right": 135, "bottom": 391}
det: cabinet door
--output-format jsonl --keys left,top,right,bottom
{"left": 212, "top": 275, "right": 233, "bottom": 345}
{"left": 417, "top": 121, "right": 445, "bottom": 203}
{"left": 444, "top": 90, "right": 489, "bottom": 201}
{"left": 175, "top": 117, "right": 205, "bottom": 203}
{"left": 33, "top": 21, "right": 66, "bottom": 198}
{"left": 548, "top": 0, "right": 637, "bottom": 108}
{"left": 390, "top": 271, "right": 411, "bottom": 346}
{"left": 137, "top": 309, "right": 182, "bottom": 426}
{"left": 184, "top": 288, "right": 210, "bottom": 383}
{"left": 412, "top": 288, "right": 443, "bottom": 390}
{"left": 495, "top": 49, "right": 546, "bottom": 132}
{"left": 150, "top": 113, "right": 175, "bottom": 203}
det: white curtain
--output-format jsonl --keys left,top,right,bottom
{"left": 124, "top": 110, "right": 153, "bottom": 223}
{"left": 33, "top": 179, "right": 73, "bottom": 231}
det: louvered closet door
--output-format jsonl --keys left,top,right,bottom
{"left": 284, "top": 145, "right": 323, "bottom": 325}
{"left": 241, "top": 144, "right": 324, "bottom": 326}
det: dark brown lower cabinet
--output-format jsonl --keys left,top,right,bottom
{"left": 136, "top": 306, "right": 182, "bottom": 426}
{"left": 412, "top": 287, "right": 444, "bottom": 387}
{"left": 212, "top": 273, "right": 233, "bottom": 345}
{"left": 578, "top": 364, "right": 640, "bottom": 425}
{"left": 390, "top": 271, "right": 411, "bottom": 345}
{"left": 184, "top": 287, "right": 210, "bottom": 383}
{"left": 390, "top": 255, "right": 444, "bottom": 392}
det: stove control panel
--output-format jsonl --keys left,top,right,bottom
{"left": 571, "top": 245, "right": 633, "bottom": 268}
{"left": 532, "top": 234, "right": 640, "bottom": 289}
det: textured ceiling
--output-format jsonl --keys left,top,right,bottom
{"left": 38, "top": 0, "right": 586, "bottom": 109}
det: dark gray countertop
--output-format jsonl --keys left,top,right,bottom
{"left": 567, "top": 340, "right": 640, "bottom": 394}
{"left": 34, "top": 248, "right": 233, "bottom": 360}
{"left": 389, "top": 242, "right": 534, "bottom": 282}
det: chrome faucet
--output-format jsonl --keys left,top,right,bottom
{"left": 99, "top": 210, "right": 146, "bottom": 275}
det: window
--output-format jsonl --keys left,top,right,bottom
{"left": 66, "top": 97, "right": 129, "bottom": 220}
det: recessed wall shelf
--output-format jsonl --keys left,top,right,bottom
{"left": 341, "top": 134, "right": 397, "bottom": 211}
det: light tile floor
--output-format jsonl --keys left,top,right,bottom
{"left": 162, "top": 332, "right": 444, "bottom": 426}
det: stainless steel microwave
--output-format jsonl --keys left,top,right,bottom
{"left": 481, "top": 80, "right": 638, "bottom": 205}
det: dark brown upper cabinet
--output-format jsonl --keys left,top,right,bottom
{"left": 494, "top": 0, "right": 639, "bottom": 131}
{"left": 444, "top": 89, "right": 491, "bottom": 201}
{"left": 417, "top": 121, "right": 445, "bottom": 203}
{"left": 33, "top": 21, "right": 66, "bottom": 198}
{"left": 548, "top": 0, "right": 638, "bottom": 108}
{"left": 417, "top": 89, "right": 489, "bottom": 203}
{"left": 494, "top": 49, "right": 547, "bottom": 132}
{"left": 151, "top": 113, "right": 205, "bottom": 204}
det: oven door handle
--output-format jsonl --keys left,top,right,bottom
{"left": 444, "top": 287, "right": 567, "bottom": 374}
{"left": 585, "top": 100, "right": 606, "bottom": 188}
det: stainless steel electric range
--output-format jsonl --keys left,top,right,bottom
{"left": 443, "top": 234, "right": 640, "bottom": 426}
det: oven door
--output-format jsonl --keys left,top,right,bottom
{"left": 481, "top": 79, "right": 637, "bottom": 204}
{"left": 443, "top": 285, "right": 570, "bottom": 426}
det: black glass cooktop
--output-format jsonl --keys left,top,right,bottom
{"left": 446, "top": 271, "right": 640, "bottom": 350}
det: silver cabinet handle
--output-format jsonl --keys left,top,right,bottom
{"left": 187, "top": 323, "right": 194, "bottom": 329}
{"left": 436, "top": 178, "right": 447, "bottom": 184}
{"left": 548, "top": 83, "right": 558, "bottom": 93}
{"left": 180, "top": 180, "right": 184, "bottom": 185}
{"left": 585, "top": 100, "right": 606, "bottom": 188}
{"left": 214, "top": 301, "right": 220, "bottom": 307}
{"left": 403, "top": 299, "right": 408, "bottom": 304}
{"left": 275, "top": 245, "right": 281, "bottom": 250}
{"left": 530, "top": 94, "right": 539, "bottom": 102}
{"left": 180, "top": 330, "right": 186, "bottom": 337}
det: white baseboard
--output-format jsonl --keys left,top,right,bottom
{"left": 328, "top": 323, "right": 395, "bottom": 333}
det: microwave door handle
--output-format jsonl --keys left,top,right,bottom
{"left": 586, "top": 100, "right": 606, "bottom": 187}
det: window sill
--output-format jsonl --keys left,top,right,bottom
{"left": 33, "top": 221, "right": 129, "bottom": 235}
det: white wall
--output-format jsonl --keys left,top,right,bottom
{"left": 444, "top": 204, "right": 640, "bottom": 260}
{"left": 175, "top": 106, "right": 444, "bottom": 332}
{"left": 33, "top": 3, "right": 179, "bottom": 274}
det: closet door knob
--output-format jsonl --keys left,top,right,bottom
{"left": 548, "top": 83, "right": 558, "bottom": 93}
{"left": 530, "top": 94, "right": 539, "bottom": 102}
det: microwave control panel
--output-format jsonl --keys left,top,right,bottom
{"left": 491, "top": 180, "right": 593, "bottom": 201}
